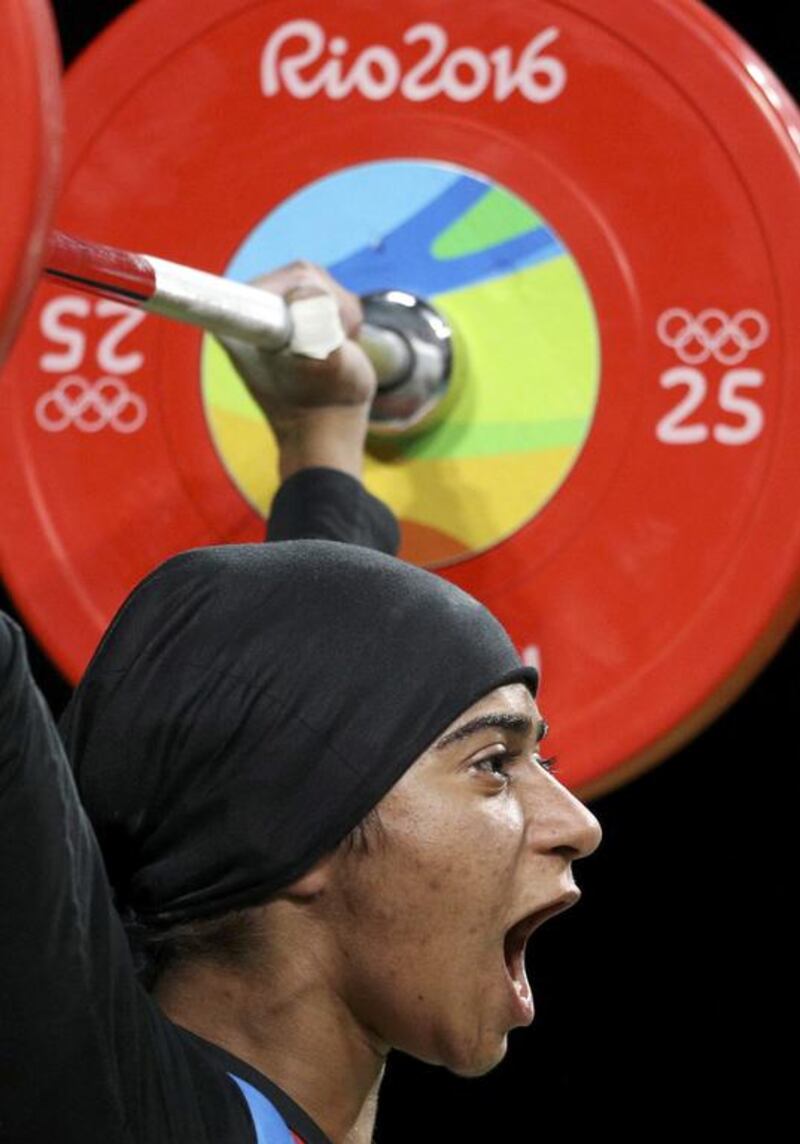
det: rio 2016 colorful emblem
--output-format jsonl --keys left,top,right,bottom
{"left": 202, "top": 159, "right": 599, "bottom": 564}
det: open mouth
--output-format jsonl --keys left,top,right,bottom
{"left": 503, "top": 914, "right": 535, "bottom": 993}
{"left": 502, "top": 892, "right": 581, "bottom": 1010}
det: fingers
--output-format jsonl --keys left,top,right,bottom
{"left": 217, "top": 260, "right": 377, "bottom": 416}
{"left": 248, "top": 260, "right": 363, "bottom": 340}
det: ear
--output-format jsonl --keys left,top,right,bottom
{"left": 279, "top": 849, "right": 339, "bottom": 901}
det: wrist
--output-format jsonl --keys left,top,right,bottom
{"left": 272, "top": 403, "right": 371, "bottom": 480}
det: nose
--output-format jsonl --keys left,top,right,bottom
{"left": 528, "top": 775, "right": 603, "bottom": 861}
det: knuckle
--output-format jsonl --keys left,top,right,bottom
{"left": 287, "top": 258, "right": 318, "bottom": 279}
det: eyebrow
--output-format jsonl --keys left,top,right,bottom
{"left": 435, "top": 713, "right": 548, "bottom": 750}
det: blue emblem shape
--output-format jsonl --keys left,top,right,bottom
{"left": 329, "top": 176, "right": 563, "bottom": 297}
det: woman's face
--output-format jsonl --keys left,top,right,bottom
{"left": 324, "top": 682, "right": 603, "bottom": 1076}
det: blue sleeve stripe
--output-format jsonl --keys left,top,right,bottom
{"left": 228, "top": 1072, "right": 297, "bottom": 1144}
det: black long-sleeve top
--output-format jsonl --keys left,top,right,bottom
{"left": 0, "top": 469, "right": 398, "bottom": 1144}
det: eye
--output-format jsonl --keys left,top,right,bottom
{"left": 472, "top": 751, "right": 515, "bottom": 780}
{"left": 471, "top": 751, "right": 559, "bottom": 783}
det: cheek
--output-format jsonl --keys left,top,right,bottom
{"left": 330, "top": 801, "right": 523, "bottom": 1050}
{"left": 332, "top": 860, "right": 441, "bottom": 1048}
{"left": 353, "top": 792, "right": 525, "bottom": 938}
{"left": 340, "top": 833, "right": 463, "bottom": 949}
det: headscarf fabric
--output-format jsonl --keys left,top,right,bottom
{"left": 60, "top": 541, "right": 537, "bottom": 924}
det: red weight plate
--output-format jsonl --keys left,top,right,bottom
{"left": 0, "top": 0, "right": 61, "bottom": 367}
{"left": 1, "top": 0, "right": 799, "bottom": 798}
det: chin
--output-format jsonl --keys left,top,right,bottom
{"left": 447, "top": 1034, "right": 509, "bottom": 1079}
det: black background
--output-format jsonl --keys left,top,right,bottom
{"left": 4, "top": 1, "right": 795, "bottom": 1136}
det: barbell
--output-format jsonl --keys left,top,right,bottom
{"left": 44, "top": 230, "right": 454, "bottom": 434}
{"left": 1, "top": 0, "right": 799, "bottom": 798}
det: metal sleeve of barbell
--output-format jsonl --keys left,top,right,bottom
{"left": 358, "top": 323, "right": 412, "bottom": 387}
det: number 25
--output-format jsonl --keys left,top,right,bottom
{"left": 656, "top": 366, "right": 764, "bottom": 446}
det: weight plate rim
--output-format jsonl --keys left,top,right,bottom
{"left": 0, "top": 0, "right": 61, "bottom": 365}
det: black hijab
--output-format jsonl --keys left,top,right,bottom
{"left": 60, "top": 541, "right": 537, "bottom": 924}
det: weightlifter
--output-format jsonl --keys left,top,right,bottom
{"left": 0, "top": 262, "right": 602, "bottom": 1144}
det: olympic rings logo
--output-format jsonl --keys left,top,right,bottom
{"left": 35, "top": 376, "right": 148, "bottom": 434}
{"left": 656, "top": 308, "right": 769, "bottom": 365}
